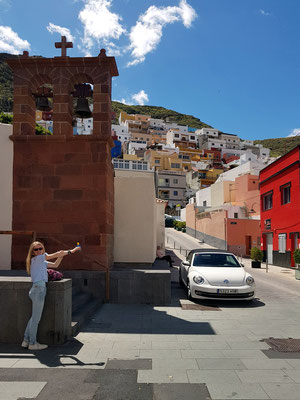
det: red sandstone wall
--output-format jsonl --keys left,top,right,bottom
{"left": 11, "top": 136, "right": 114, "bottom": 270}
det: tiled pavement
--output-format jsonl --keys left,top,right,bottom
{"left": 2, "top": 234, "right": 300, "bottom": 399}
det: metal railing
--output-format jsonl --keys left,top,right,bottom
{"left": 166, "top": 235, "right": 189, "bottom": 257}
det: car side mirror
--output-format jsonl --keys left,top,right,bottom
{"left": 182, "top": 260, "right": 190, "bottom": 267}
{"left": 240, "top": 263, "right": 245, "bottom": 268}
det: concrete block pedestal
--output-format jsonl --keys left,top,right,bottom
{"left": 0, "top": 277, "right": 72, "bottom": 345}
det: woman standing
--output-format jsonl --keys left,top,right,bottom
{"left": 22, "top": 241, "right": 80, "bottom": 350}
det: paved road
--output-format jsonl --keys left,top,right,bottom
{"left": 2, "top": 229, "right": 300, "bottom": 399}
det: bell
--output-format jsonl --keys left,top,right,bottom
{"left": 74, "top": 97, "right": 92, "bottom": 119}
{"left": 36, "top": 96, "right": 51, "bottom": 111}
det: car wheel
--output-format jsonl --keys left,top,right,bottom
{"left": 187, "top": 281, "right": 192, "bottom": 301}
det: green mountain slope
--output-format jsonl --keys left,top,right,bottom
{"left": 0, "top": 53, "right": 18, "bottom": 112}
{"left": 1, "top": 52, "right": 299, "bottom": 157}
{"left": 0, "top": 52, "right": 211, "bottom": 129}
{"left": 111, "top": 101, "right": 212, "bottom": 129}
{"left": 254, "top": 136, "right": 300, "bottom": 158}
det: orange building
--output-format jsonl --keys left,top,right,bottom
{"left": 186, "top": 173, "right": 261, "bottom": 256}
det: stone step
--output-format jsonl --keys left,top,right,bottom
{"left": 71, "top": 296, "right": 102, "bottom": 336}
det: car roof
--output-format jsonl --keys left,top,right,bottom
{"left": 188, "top": 249, "right": 235, "bottom": 255}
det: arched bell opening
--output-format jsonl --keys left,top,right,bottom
{"left": 32, "top": 84, "right": 53, "bottom": 135}
{"left": 71, "top": 82, "right": 93, "bottom": 135}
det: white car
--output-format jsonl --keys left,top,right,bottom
{"left": 179, "top": 249, "right": 255, "bottom": 301}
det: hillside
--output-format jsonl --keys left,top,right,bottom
{"left": 254, "top": 136, "right": 300, "bottom": 158}
{"left": 0, "top": 53, "right": 18, "bottom": 112}
{"left": 1, "top": 52, "right": 299, "bottom": 156}
{"left": 0, "top": 52, "right": 211, "bottom": 130}
{"left": 111, "top": 102, "right": 212, "bottom": 130}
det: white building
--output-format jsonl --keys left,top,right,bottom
{"left": 127, "top": 140, "right": 148, "bottom": 154}
{"left": 216, "top": 160, "right": 269, "bottom": 183}
{"left": 112, "top": 124, "right": 131, "bottom": 144}
{"left": 165, "top": 123, "right": 188, "bottom": 132}
{"left": 166, "top": 129, "right": 198, "bottom": 147}
{"left": 149, "top": 118, "right": 165, "bottom": 130}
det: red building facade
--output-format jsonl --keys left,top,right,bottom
{"left": 260, "top": 145, "right": 300, "bottom": 267}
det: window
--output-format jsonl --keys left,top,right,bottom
{"left": 183, "top": 155, "right": 190, "bottom": 160}
{"left": 173, "top": 179, "right": 178, "bottom": 184}
{"left": 203, "top": 200, "right": 207, "bottom": 207}
{"left": 263, "top": 192, "right": 273, "bottom": 210}
{"left": 175, "top": 134, "right": 179, "bottom": 138}
{"left": 171, "top": 163, "right": 180, "bottom": 168}
{"left": 173, "top": 191, "right": 178, "bottom": 196}
{"left": 191, "top": 136, "right": 195, "bottom": 140}
{"left": 281, "top": 184, "right": 291, "bottom": 205}
{"left": 234, "top": 212, "right": 238, "bottom": 219}
{"left": 155, "top": 159, "right": 160, "bottom": 164}
{"left": 278, "top": 234, "right": 286, "bottom": 253}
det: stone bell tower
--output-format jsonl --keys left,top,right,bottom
{"left": 7, "top": 37, "right": 118, "bottom": 270}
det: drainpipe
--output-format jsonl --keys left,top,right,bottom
{"left": 224, "top": 217, "right": 227, "bottom": 251}
{"left": 194, "top": 204, "right": 197, "bottom": 238}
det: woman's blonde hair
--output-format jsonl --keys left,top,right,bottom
{"left": 26, "top": 241, "right": 44, "bottom": 275}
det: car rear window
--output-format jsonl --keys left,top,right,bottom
{"left": 193, "top": 253, "right": 240, "bottom": 267}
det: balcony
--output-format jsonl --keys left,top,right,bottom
{"left": 113, "top": 159, "right": 152, "bottom": 171}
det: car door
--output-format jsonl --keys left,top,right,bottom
{"left": 182, "top": 251, "right": 193, "bottom": 284}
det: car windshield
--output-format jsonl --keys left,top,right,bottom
{"left": 193, "top": 253, "right": 241, "bottom": 267}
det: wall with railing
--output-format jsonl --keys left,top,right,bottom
{"left": 113, "top": 158, "right": 152, "bottom": 171}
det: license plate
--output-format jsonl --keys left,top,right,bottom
{"left": 217, "top": 289, "right": 238, "bottom": 294}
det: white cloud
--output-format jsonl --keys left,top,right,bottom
{"left": 113, "top": 97, "right": 130, "bottom": 105}
{"left": 78, "top": 0, "right": 126, "bottom": 53}
{"left": 113, "top": 90, "right": 149, "bottom": 105}
{"left": 128, "top": 0, "right": 197, "bottom": 66}
{"left": 46, "top": 23, "right": 74, "bottom": 42}
{"left": 0, "top": 26, "right": 30, "bottom": 54}
{"left": 288, "top": 129, "right": 300, "bottom": 137}
{"left": 132, "top": 90, "right": 149, "bottom": 105}
{"left": 259, "top": 9, "right": 271, "bottom": 16}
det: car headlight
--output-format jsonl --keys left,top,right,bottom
{"left": 246, "top": 276, "right": 255, "bottom": 285}
{"left": 193, "top": 275, "right": 204, "bottom": 284}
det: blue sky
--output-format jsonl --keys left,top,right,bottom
{"left": 0, "top": 0, "right": 300, "bottom": 140}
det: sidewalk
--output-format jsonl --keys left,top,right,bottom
{"left": 2, "top": 230, "right": 300, "bottom": 399}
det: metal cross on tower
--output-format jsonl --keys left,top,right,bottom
{"left": 55, "top": 36, "right": 73, "bottom": 57}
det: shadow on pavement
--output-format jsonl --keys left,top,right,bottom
{"left": 0, "top": 339, "right": 105, "bottom": 368}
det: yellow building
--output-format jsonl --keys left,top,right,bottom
{"left": 130, "top": 132, "right": 152, "bottom": 143}
{"left": 123, "top": 154, "right": 141, "bottom": 161}
{"left": 144, "top": 149, "right": 183, "bottom": 171}
{"left": 119, "top": 111, "right": 150, "bottom": 124}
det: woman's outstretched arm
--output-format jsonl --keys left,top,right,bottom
{"left": 45, "top": 246, "right": 81, "bottom": 261}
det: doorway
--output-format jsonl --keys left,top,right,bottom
{"left": 291, "top": 233, "right": 299, "bottom": 267}
{"left": 266, "top": 233, "right": 273, "bottom": 265}
{"left": 245, "top": 236, "right": 252, "bottom": 256}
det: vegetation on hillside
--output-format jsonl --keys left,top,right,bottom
{"left": 111, "top": 101, "right": 212, "bottom": 130}
{"left": 254, "top": 136, "right": 300, "bottom": 158}
{"left": 1, "top": 52, "right": 299, "bottom": 155}
{"left": 0, "top": 53, "right": 17, "bottom": 112}
{"left": 0, "top": 53, "right": 212, "bottom": 130}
